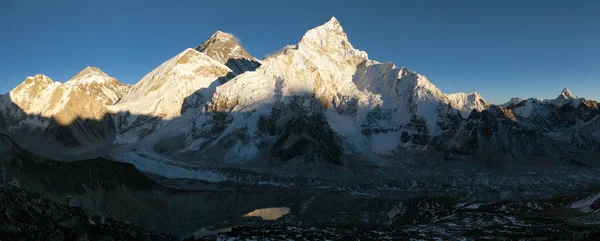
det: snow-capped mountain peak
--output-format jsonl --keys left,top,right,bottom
{"left": 210, "top": 30, "right": 236, "bottom": 41}
{"left": 110, "top": 48, "right": 232, "bottom": 119}
{"left": 66, "top": 66, "right": 115, "bottom": 85}
{"left": 24, "top": 74, "right": 55, "bottom": 85}
{"left": 544, "top": 87, "right": 582, "bottom": 107}
{"left": 446, "top": 91, "right": 488, "bottom": 118}
{"left": 298, "top": 16, "right": 363, "bottom": 58}
{"left": 11, "top": 74, "right": 59, "bottom": 96}
{"left": 63, "top": 66, "right": 130, "bottom": 105}
{"left": 502, "top": 97, "right": 524, "bottom": 107}
{"left": 559, "top": 87, "right": 577, "bottom": 100}
{"left": 8, "top": 74, "right": 62, "bottom": 115}
{"left": 196, "top": 31, "right": 260, "bottom": 75}
{"left": 2, "top": 16, "right": 599, "bottom": 178}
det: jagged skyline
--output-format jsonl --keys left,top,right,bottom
{"left": 0, "top": 1, "right": 598, "bottom": 104}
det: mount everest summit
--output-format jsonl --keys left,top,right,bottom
{"left": 0, "top": 17, "right": 598, "bottom": 178}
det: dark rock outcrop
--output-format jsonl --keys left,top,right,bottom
{"left": 0, "top": 184, "right": 181, "bottom": 241}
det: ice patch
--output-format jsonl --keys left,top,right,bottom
{"left": 571, "top": 192, "right": 600, "bottom": 213}
{"left": 465, "top": 203, "right": 481, "bottom": 209}
{"left": 514, "top": 99, "right": 535, "bottom": 118}
{"left": 325, "top": 109, "right": 356, "bottom": 135}
{"left": 20, "top": 117, "right": 49, "bottom": 129}
{"left": 110, "top": 151, "right": 226, "bottom": 182}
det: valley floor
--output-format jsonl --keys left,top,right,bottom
{"left": 3, "top": 181, "right": 600, "bottom": 241}
{"left": 3, "top": 147, "right": 600, "bottom": 240}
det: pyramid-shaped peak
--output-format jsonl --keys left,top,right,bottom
{"left": 84, "top": 66, "right": 101, "bottom": 71}
{"left": 75, "top": 66, "right": 107, "bottom": 76}
{"left": 67, "top": 66, "right": 115, "bottom": 85}
{"left": 325, "top": 16, "right": 341, "bottom": 26}
{"left": 298, "top": 16, "right": 356, "bottom": 52}
{"left": 560, "top": 87, "right": 577, "bottom": 99}
{"left": 315, "top": 16, "right": 344, "bottom": 32}
{"left": 196, "top": 31, "right": 258, "bottom": 71}
{"left": 201, "top": 31, "right": 240, "bottom": 46}
{"left": 210, "top": 30, "right": 236, "bottom": 40}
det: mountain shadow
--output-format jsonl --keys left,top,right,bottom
{"left": 223, "top": 58, "right": 261, "bottom": 76}
{"left": 0, "top": 78, "right": 348, "bottom": 169}
{"left": 0, "top": 133, "right": 162, "bottom": 193}
{"left": 2, "top": 62, "right": 600, "bottom": 171}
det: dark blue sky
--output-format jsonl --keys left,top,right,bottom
{"left": 1, "top": 0, "right": 598, "bottom": 104}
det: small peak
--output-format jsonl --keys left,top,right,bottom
{"left": 469, "top": 91, "right": 481, "bottom": 97}
{"left": 196, "top": 31, "right": 256, "bottom": 67}
{"left": 201, "top": 31, "right": 239, "bottom": 47}
{"left": 25, "top": 74, "right": 54, "bottom": 84}
{"left": 211, "top": 30, "right": 235, "bottom": 39}
{"left": 328, "top": 16, "right": 339, "bottom": 24}
{"left": 67, "top": 66, "right": 113, "bottom": 85}
{"left": 319, "top": 16, "right": 341, "bottom": 29}
{"left": 75, "top": 66, "right": 106, "bottom": 77}
{"left": 12, "top": 74, "right": 56, "bottom": 94}
{"left": 320, "top": 16, "right": 344, "bottom": 31}
{"left": 83, "top": 66, "right": 101, "bottom": 72}
{"left": 31, "top": 73, "right": 51, "bottom": 79}
{"left": 560, "top": 87, "right": 577, "bottom": 99}
{"left": 298, "top": 16, "right": 355, "bottom": 53}
{"left": 202, "top": 31, "right": 239, "bottom": 46}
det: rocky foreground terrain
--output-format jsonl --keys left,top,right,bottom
{"left": 3, "top": 179, "right": 600, "bottom": 241}
{"left": 0, "top": 183, "right": 182, "bottom": 241}
{"left": 2, "top": 131, "right": 600, "bottom": 240}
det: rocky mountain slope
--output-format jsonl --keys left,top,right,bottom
{"left": 196, "top": 30, "right": 261, "bottom": 75}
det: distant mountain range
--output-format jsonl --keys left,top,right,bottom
{"left": 0, "top": 17, "right": 598, "bottom": 179}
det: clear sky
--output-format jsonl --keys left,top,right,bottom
{"left": 0, "top": 0, "right": 598, "bottom": 104}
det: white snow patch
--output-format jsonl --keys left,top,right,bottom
{"left": 514, "top": 99, "right": 535, "bottom": 118}
{"left": 465, "top": 203, "right": 482, "bottom": 209}
{"left": 571, "top": 192, "right": 600, "bottom": 213}
{"left": 325, "top": 109, "right": 356, "bottom": 135}
{"left": 110, "top": 151, "right": 226, "bottom": 182}
{"left": 20, "top": 117, "right": 49, "bottom": 129}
